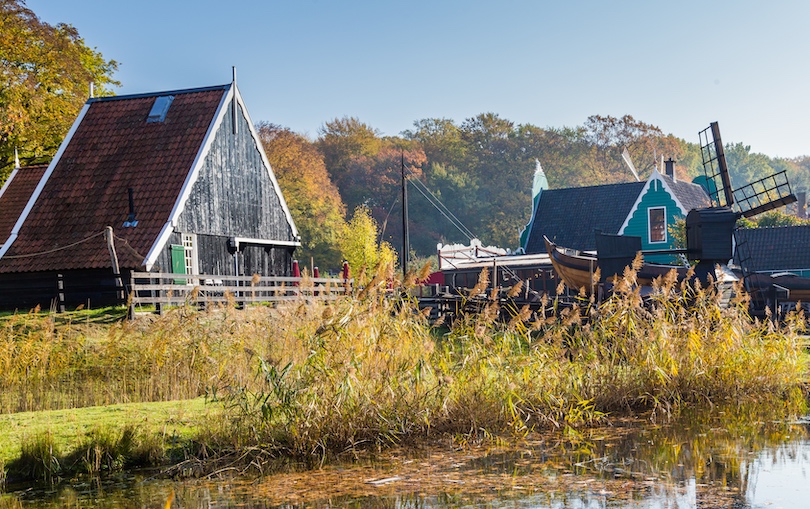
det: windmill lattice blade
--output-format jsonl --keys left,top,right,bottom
{"left": 735, "top": 170, "right": 797, "bottom": 218}
{"left": 698, "top": 122, "right": 734, "bottom": 208}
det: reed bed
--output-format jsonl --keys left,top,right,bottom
{"left": 203, "top": 266, "right": 808, "bottom": 463}
{"left": 0, "top": 306, "right": 262, "bottom": 413}
{"left": 1, "top": 266, "right": 807, "bottom": 469}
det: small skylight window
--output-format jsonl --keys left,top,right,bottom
{"left": 146, "top": 95, "right": 174, "bottom": 123}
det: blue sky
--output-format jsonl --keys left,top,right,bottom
{"left": 26, "top": 0, "right": 810, "bottom": 158}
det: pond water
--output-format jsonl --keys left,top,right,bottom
{"left": 3, "top": 409, "right": 809, "bottom": 508}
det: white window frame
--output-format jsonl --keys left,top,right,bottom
{"left": 181, "top": 233, "right": 198, "bottom": 275}
{"left": 648, "top": 206, "right": 667, "bottom": 244}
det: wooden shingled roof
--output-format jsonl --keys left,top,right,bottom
{"left": 0, "top": 164, "right": 48, "bottom": 246}
{"left": 0, "top": 85, "right": 229, "bottom": 273}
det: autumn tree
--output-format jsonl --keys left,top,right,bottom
{"left": 403, "top": 118, "right": 466, "bottom": 168}
{"left": 455, "top": 113, "right": 535, "bottom": 247}
{"left": 338, "top": 205, "right": 396, "bottom": 285}
{"left": 738, "top": 209, "right": 810, "bottom": 228}
{"left": 317, "top": 116, "right": 382, "bottom": 189}
{"left": 337, "top": 146, "right": 426, "bottom": 211}
{"left": 257, "top": 122, "right": 347, "bottom": 270}
{"left": 583, "top": 114, "right": 683, "bottom": 183}
{"left": 0, "top": 0, "right": 119, "bottom": 182}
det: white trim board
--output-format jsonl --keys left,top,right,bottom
{"left": 232, "top": 237, "right": 301, "bottom": 249}
{"left": 0, "top": 103, "right": 91, "bottom": 259}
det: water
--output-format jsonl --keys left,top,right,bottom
{"left": 3, "top": 411, "right": 809, "bottom": 508}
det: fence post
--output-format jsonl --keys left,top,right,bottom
{"left": 127, "top": 271, "right": 136, "bottom": 319}
{"left": 57, "top": 273, "right": 65, "bottom": 313}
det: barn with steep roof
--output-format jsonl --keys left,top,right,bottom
{"left": 0, "top": 81, "right": 299, "bottom": 309}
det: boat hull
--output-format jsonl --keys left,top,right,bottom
{"left": 544, "top": 236, "right": 689, "bottom": 294}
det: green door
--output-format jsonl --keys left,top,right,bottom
{"left": 170, "top": 244, "right": 186, "bottom": 284}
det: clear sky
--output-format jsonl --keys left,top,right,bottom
{"left": 25, "top": 0, "right": 810, "bottom": 158}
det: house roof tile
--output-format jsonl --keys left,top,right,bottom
{"left": 734, "top": 225, "right": 810, "bottom": 272}
{"left": 0, "top": 86, "right": 229, "bottom": 273}
{"left": 0, "top": 164, "right": 48, "bottom": 245}
{"left": 662, "top": 174, "right": 711, "bottom": 212}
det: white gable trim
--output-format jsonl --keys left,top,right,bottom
{"left": 0, "top": 168, "right": 19, "bottom": 202}
{"left": 0, "top": 168, "right": 18, "bottom": 249}
{"left": 143, "top": 87, "right": 231, "bottom": 270}
{"left": 617, "top": 170, "right": 688, "bottom": 235}
{"left": 0, "top": 103, "right": 91, "bottom": 259}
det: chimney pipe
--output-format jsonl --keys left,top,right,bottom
{"left": 664, "top": 158, "right": 676, "bottom": 181}
{"left": 123, "top": 187, "right": 138, "bottom": 227}
{"left": 797, "top": 190, "right": 807, "bottom": 219}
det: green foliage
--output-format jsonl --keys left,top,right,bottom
{"left": 6, "top": 424, "right": 168, "bottom": 482}
{"left": 317, "top": 116, "right": 382, "bottom": 185}
{"left": 667, "top": 217, "right": 686, "bottom": 249}
{"left": 746, "top": 209, "right": 810, "bottom": 227}
{"left": 13, "top": 432, "right": 60, "bottom": 482}
{"left": 0, "top": 307, "right": 265, "bottom": 413}
{"left": 0, "top": 0, "right": 119, "bottom": 182}
{"left": 337, "top": 205, "right": 396, "bottom": 285}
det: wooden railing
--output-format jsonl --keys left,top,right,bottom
{"left": 129, "top": 272, "right": 353, "bottom": 312}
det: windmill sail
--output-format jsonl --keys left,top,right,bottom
{"left": 621, "top": 148, "right": 640, "bottom": 182}
{"left": 699, "top": 121, "right": 796, "bottom": 217}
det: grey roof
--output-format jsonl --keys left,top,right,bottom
{"left": 734, "top": 226, "right": 810, "bottom": 272}
{"left": 661, "top": 174, "right": 711, "bottom": 212}
{"left": 524, "top": 181, "right": 646, "bottom": 252}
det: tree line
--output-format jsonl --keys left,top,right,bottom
{"left": 3, "top": 0, "right": 810, "bottom": 273}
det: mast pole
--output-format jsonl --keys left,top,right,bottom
{"left": 401, "top": 151, "right": 409, "bottom": 280}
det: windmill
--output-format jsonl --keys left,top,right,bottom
{"left": 697, "top": 122, "right": 796, "bottom": 216}
{"left": 689, "top": 121, "right": 797, "bottom": 307}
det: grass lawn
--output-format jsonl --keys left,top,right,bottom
{"left": 0, "top": 398, "right": 217, "bottom": 465}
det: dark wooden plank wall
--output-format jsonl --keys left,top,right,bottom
{"left": 0, "top": 268, "right": 126, "bottom": 310}
{"left": 178, "top": 99, "right": 294, "bottom": 242}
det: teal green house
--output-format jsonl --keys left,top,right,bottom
{"left": 522, "top": 165, "right": 710, "bottom": 260}
{"left": 617, "top": 170, "right": 711, "bottom": 262}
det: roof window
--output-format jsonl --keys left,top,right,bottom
{"left": 146, "top": 95, "right": 174, "bottom": 123}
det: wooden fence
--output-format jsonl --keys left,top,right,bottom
{"left": 129, "top": 272, "right": 353, "bottom": 312}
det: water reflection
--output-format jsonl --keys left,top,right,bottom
{"left": 3, "top": 410, "right": 809, "bottom": 508}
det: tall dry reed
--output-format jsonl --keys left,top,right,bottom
{"left": 1, "top": 265, "right": 806, "bottom": 466}
{"left": 209, "top": 265, "right": 808, "bottom": 462}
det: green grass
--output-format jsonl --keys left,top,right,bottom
{"left": 0, "top": 306, "right": 128, "bottom": 325}
{"left": 0, "top": 398, "right": 213, "bottom": 466}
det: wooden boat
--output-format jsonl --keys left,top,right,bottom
{"left": 543, "top": 236, "right": 690, "bottom": 295}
